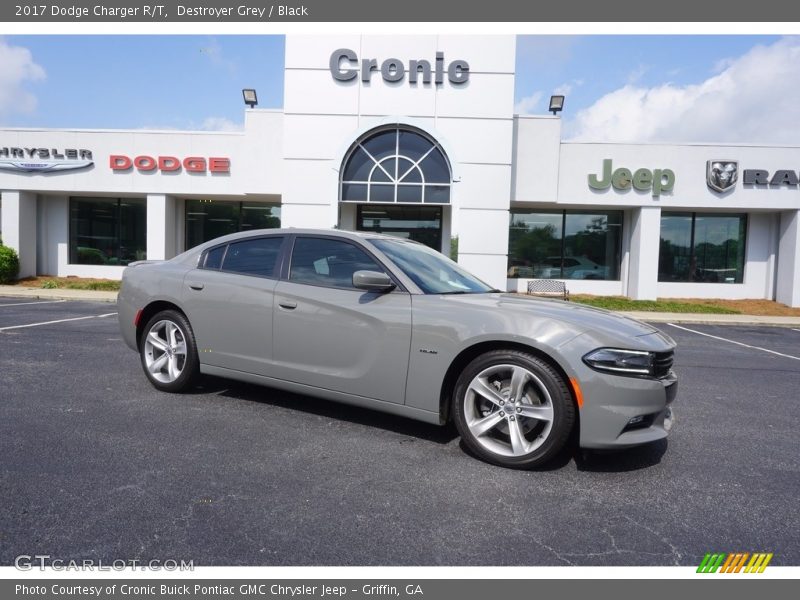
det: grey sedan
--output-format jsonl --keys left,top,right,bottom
{"left": 118, "top": 229, "right": 677, "bottom": 469}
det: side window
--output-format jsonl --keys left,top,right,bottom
{"left": 290, "top": 237, "right": 385, "bottom": 289}
{"left": 203, "top": 245, "right": 226, "bottom": 269}
{"left": 220, "top": 237, "right": 283, "bottom": 278}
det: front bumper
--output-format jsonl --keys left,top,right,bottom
{"left": 577, "top": 369, "right": 678, "bottom": 449}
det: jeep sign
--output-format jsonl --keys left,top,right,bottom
{"left": 588, "top": 159, "right": 675, "bottom": 198}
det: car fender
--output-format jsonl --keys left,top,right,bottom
{"left": 403, "top": 296, "right": 585, "bottom": 417}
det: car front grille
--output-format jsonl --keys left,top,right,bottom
{"left": 653, "top": 350, "right": 674, "bottom": 378}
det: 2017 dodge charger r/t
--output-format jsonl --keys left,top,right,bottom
{"left": 118, "top": 229, "right": 677, "bottom": 469}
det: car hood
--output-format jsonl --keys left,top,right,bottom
{"left": 442, "top": 293, "right": 661, "bottom": 340}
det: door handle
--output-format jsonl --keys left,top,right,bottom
{"left": 187, "top": 282, "right": 205, "bottom": 291}
{"left": 278, "top": 300, "right": 297, "bottom": 310}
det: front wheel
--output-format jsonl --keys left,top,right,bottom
{"left": 140, "top": 309, "right": 199, "bottom": 392}
{"left": 453, "top": 350, "right": 575, "bottom": 469}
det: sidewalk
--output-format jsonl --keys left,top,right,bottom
{"left": 2, "top": 285, "right": 800, "bottom": 325}
{"left": 0, "top": 285, "right": 118, "bottom": 303}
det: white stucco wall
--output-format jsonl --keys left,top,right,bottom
{"left": 282, "top": 34, "right": 516, "bottom": 289}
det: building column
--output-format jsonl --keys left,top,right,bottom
{"left": 776, "top": 209, "right": 800, "bottom": 307}
{"left": 1, "top": 191, "right": 37, "bottom": 278}
{"left": 627, "top": 206, "right": 661, "bottom": 300}
{"left": 146, "top": 194, "right": 176, "bottom": 261}
{"left": 457, "top": 207, "right": 510, "bottom": 291}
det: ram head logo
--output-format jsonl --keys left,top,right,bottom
{"left": 707, "top": 160, "right": 738, "bottom": 193}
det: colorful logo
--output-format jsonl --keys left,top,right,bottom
{"left": 697, "top": 552, "right": 773, "bottom": 573}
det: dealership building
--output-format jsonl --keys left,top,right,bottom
{"left": 1, "top": 35, "right": 799, "bottom": 306}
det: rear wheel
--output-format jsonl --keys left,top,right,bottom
{"left": 453, "top": 350, "right": 575, "bottom": 469}
{"left": 140, "top": 309, "right": 199, "bottom": 392}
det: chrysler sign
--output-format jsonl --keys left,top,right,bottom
{"left": 0, "top": 146, "right": 93, "bottom": 173}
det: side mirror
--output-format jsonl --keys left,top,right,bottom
{"left": 352, "top": 270, "right": 396, "bottom": 293}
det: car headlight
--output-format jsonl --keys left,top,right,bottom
{"left": 583, "top": 348, "right": 654, "bottom": 377}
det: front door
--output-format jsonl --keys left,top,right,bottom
{"left": 271, "top": 235, "right": 412, "bottom": 405}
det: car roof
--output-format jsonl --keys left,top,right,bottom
{"left": 192, "top": 227, "right": 412, "bottom": 251}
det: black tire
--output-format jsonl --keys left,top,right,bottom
{"left": 139, "top": 309, "right": 199, "bottom": 393}
{"left": 453, "top": 349, "right": 575, "bottom": 469}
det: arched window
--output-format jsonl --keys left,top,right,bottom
{"left": 340, "top": 127, "right": 451, "bottom": 204}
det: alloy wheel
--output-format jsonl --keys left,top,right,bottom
{"left": 143, "top": 319, "right": 187, "bottom": 384}
{"left": 463, "top": 363, "right": 555, "bottom": 457}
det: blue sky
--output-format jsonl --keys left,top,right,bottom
{"left": 514, "top": 35, "right": 780, "bottom": 113}
{"left": 1, "top": 35, "right": 797, "bottom": 143}
{"left": 0, "top": 35, "right": 286, "bottom": 130}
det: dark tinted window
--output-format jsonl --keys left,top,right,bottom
{"left": 507, "top": 210, "right": 623, "bottom": 281}
{"left": 185, "top": 200, "right": 280, "bottom": 249}
{"left": 204, "top": 245, "right": 226, "bottom": 269}
{"left": 220, "top": 237, "right": 283, "bottom": 278}
{"left": 659, "top": 213, "right": 746, "bottom": 283}
{"left": 69, "top": 197, "right": 146, "bottom": 265}
{"left": 290, "top": 238, "right": 384, "bottom": 289}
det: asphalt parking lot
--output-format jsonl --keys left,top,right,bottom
{"left": 1, "top": 298, "right": 798, "bottom": 566}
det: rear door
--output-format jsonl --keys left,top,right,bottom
{"left": 271, "top": 235, "right": 412, "bottom": 405}
{"left": 182, "top": 235, "right": 286, "bottom": 376}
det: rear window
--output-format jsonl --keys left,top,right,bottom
{"left": 220, "top": 237, "right": 283, "bottom": 278}
{"left": 204, "top": 245, "right": 226, "bottom": 269}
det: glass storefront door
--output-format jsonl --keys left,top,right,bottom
{"left": 356, "top": 205, "right": 443, "bottom": 251}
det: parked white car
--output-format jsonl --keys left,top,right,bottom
{"left": 536, "top": 256, "right": 609, "bottom": 280}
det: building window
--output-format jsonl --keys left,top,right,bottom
{"left": 185, "top": 200, "right": 280, "bottom": 249}
{"left": 508, "top": 210, "right": 622, "bottom": 280}
{"left": 340, "top": 127, "right": 451, "bottom": 204}
{"left": 69, "top": 197, "right": 146, "bottom": 266}
{"left": 659, "top": 213, "right": 746, "bottom": 283}
{"left": 356, "top": 205, "right": 443, "bottom": 251}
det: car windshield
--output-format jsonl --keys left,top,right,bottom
{"left": 371, "top": 238, "right": 495, "bottom": 294}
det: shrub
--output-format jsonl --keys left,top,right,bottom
{"left": 41, "top": 280, "right": 59, "bottom": 289}
{"left": 0, "top": 245, "right": 20, "bottom": 284}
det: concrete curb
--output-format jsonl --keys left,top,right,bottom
{"left": 618, "top": 311, "right": 800, "bottom": 327}
{"left": 0, "top": 286, "right": 118, "bottom": 303}
{"left": 2, "top": 287, "right": 800, "bottom": 326}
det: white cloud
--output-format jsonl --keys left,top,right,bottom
{"left": 514, "top": 91, "right": 543, "bottom": 115}
{"left": 199, "top": 117, "right": 242, "bottom": 132}
{"left": 138, "top": 117, "right": 242, "bottom": 132}
{"left": 553, "top": 79, "right": 582, "bottom": 97}
{"left": 0, "top": 39, "right": 45, "bottom": 116}
{"left": 199, "top": 38, "right": 237, "bottom": 75}
{"left": 626, "top": 63, "right": 649, "bottom": 84}
{"left": 565, "top": 37, "right": 800, "bottom": 144}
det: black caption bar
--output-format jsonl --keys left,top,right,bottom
{"left": 3, "top": 580, "right": 796, "bottom": 600}
{"left": 3, "top": 0, "right": 800, "bottom": 22}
